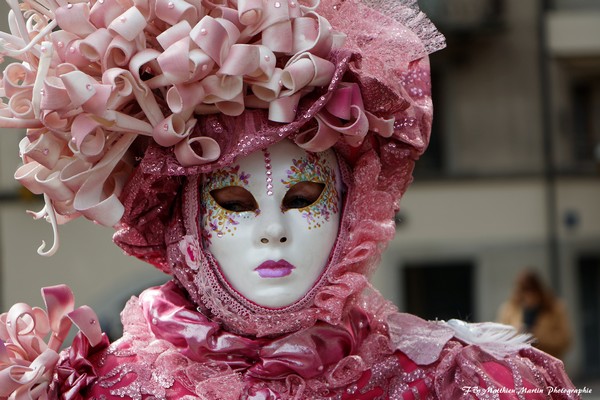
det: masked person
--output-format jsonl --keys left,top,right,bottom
{"left": 0, "top": 0, "right": 580, "bottom": 398}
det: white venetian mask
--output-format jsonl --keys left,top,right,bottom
{"left": 200, "top": 140, "right": 342, "bottom": 308}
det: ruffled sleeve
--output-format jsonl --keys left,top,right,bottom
{"left": 387, "top": 313, "right": 581, "bottom": 399}
{"left": 434, "top": 341, "right": 580, "bottom": 399}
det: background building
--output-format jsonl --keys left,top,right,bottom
{"left": 372, "top": 0, "right": 600, "bottom": 382}
{"left": 0, "top": 0, "right": 599, "bottom": 387}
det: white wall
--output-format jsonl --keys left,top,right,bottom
{"left": 547, "top": 11, "right": 600, "bottom": 57}
{"left": 0, "top": 201, "right": 169, "bottom": 334}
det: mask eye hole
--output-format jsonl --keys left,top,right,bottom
{"left": 210, "top": 186, "right": 258, "bottom": 212}
{"left": 282, "top": 181, "right": 325, "bottom": 210}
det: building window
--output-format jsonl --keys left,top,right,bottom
{"left": 571, "top": 78, "right": 600, "bottom": 171}
{"left": 403, "top": 261, "right": 474, "bottom": 321}
{"left": 578, "top": 254, "right": 600, "bottom": 376}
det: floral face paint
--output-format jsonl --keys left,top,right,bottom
{"left": 201, "top": 165, "right": 255, "bottom": 241}
{"left": 199, "top": 140, "right": 342, "bottom": 308}
{"left": 281, "top": 153, "right": 339, "bottom": 230}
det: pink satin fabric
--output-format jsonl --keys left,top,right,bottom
{"left": 52, "top": 332, "right": 109, "bottom": 399}
{"left": 140, "top": 281, "right": 369, "bottom": 380}
{"left": 82, "top": 282, "right": 580, "bottom": 399}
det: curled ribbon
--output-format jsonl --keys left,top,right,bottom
{"left": 0, "top": 0, "right": 389, "bottom": 256}
{"left": 296, "top": 83, "right": 395, "bottom": 152}
{"left": 0, "top": 285, "right": 103, "bottom": 399}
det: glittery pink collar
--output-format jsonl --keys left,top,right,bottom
{"left": 140, "top": 281, "right": 370, "bottom": 380}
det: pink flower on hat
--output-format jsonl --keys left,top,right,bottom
{"left": 179, "top": 235, "right": 201, "bottom": 270}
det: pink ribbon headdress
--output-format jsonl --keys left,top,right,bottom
{"left": 0, "top": 0, "right": 444, "bottom": 256}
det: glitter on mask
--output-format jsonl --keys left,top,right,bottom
{"left": 201, "top": 165, "right": 253, "bottom": 240}
{"left": 281, "top": 152, "right": 339, "bottom": 230}
{"left": 263, "top": 149, "right": 274, "bottom": 196}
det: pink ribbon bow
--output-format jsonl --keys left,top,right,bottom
{"left": 296, "top": 82, "right": 395, "bottom": 152}
{"left": 0, "top": 285, "right": 104, "bottom": 399}
{"left": 141, "top": 281, "right": 371, "bottom": 380}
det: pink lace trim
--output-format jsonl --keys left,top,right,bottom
{"left": 91, "top": 285, "right": 398, "bottom": 399}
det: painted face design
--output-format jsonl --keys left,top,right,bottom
{"left": 281, "top": 153, "right": 339, "bottom": 230}
{"left": 200, "top": 140, "right": 342, "bottom": 308}
{"left": 202, "top": 165, "right": 254, "bottom": 240}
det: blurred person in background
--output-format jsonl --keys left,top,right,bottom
{"left": 498, "top": 269, "right": 572, "bottom": 359}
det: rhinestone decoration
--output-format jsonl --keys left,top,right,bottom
{"left": 263, "top": 149, "right": 273, "bottom": 196}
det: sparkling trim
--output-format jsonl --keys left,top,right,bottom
{"left": 263, "top": 149, "right": 274, "bottom": 196}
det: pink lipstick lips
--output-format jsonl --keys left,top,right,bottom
{"left": 255, "top": 260, "right": 295, "bottom": 278}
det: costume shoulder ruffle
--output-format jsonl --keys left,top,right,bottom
{"left": 1, "top": 288, "right": 582, "bottom": 399}
{"left": 388, "top": 312, "right": 582, "bottom": 399}
{"left": 0, "top": 285, "right": 108, "bottom": 399}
